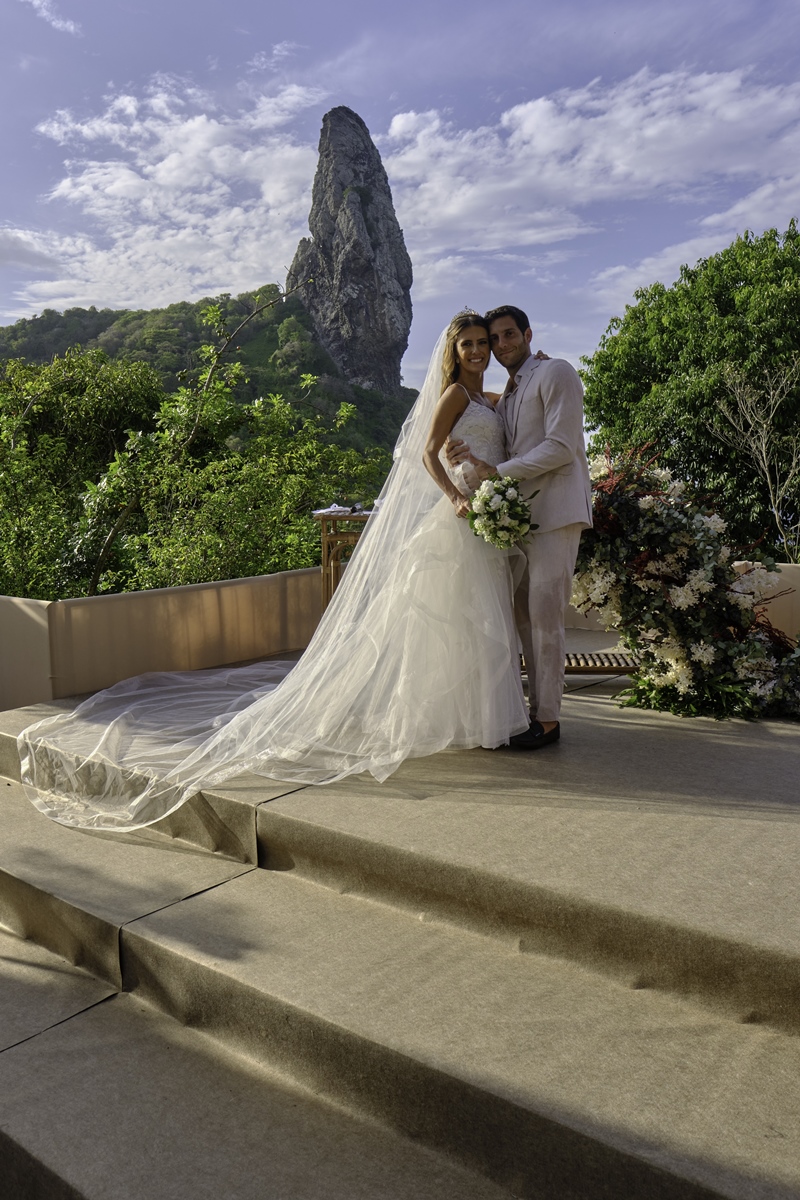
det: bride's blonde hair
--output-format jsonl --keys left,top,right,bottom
{"left": 440, "top": 311, "right": 489, "bottom": 394}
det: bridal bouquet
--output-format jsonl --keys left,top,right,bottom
{"left": 469, "top": 477, "right": 536, "bottom": 547}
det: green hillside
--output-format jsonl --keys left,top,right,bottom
{"left": 0, "top": 286, "right": 412, "bottom": 599}
{"left": 0, "top": 285, "right": 416, "bottom": 452}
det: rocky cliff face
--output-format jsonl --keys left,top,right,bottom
{"left": 287, "top": 107, "right": 412, "bottom": 395}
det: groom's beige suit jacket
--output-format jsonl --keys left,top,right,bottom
{"left": 495, "top": 355, "right": 593, "bottom": 535}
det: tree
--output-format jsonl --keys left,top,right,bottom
{"left": 712, "top": 359, "right": 800, "bottom": 563}
{"left": 0, "top": 352, "right": 166, "bottom": 598}
{"left": 109, "top": 395, "right": 389, "bottom": 592}
{"left": 581, "top": 222, "right": 800, "bottom": 553}
{"left": 0, "top": 296, "right": 390, "bottom": 600}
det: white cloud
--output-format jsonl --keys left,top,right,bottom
{"left": 18, "top": 0, "right": 80, "bottom": 35}
{"left": 588, "top": 175, "right": 800, "bottom": 321}
{"left": 587, "top": 234, "right": 735, "bottom": 319}
{"left": 0, "top": 229, "right": 62, "bottom": 271}
{"left": 18, "top": 53, "right": 47, "bottom": 72}
{"left": 11, "top": 63, "right": 800, "bottom": 334}
{"left": 411, "top": 255, "right": 502, "bottom": 303}
{"left": 12, "top": 79, "right": 326, "bottom": 314}
{"left": 700, "top": 175, "right": 800, "bottom": 235}
{"left": 247, "top": 43, "right": 303, "bottom": 72}
{"left": 383, "top": 68, "right": 800, "bottom": 263}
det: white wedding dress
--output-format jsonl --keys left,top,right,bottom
{"left": 19, "top": 332, "right": 529, "bottom": 830}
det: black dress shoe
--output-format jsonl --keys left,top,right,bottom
{"left": 508, "top": 720, "right": 560, "bottom": 750}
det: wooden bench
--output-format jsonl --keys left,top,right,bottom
{"left": 565, "top": 651, "right": 636, "bottom": 674}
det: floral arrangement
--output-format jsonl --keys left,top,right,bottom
{"left": 469, "top": 477, "right": 536, "bottom": 547}
{"left": 572, "top": 449, "right": 800, "bottom": 719}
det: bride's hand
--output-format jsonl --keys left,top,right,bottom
{"left": 452, "top": 493, "right": 471, "bottom": 518}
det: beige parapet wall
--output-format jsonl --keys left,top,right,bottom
{"left": 2, "top": 563, "right": 797, "bottom": 713}
{"left": 563, "top": 603, "right": 603, "bottom": 633}
{"left": 0, "top": 568, "right": 322, "bottom": 712}
{"left": 748, "top": 561, "right": 800, "bottom": 641}
{"left": 0, "top": 596, "right": 54, "bottom": 711}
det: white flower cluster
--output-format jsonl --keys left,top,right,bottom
{"left": 668, "top": 567, "right": 716, "bottom": 611}
{"left": 639, "top": 482, "right": 687, "bottom": 512}
{"left": 700, "top": 512, "right": 727, "bottom": 535}
{"left": 690, "top": 642, "right": 716, "bottom": 665}
{"left": 644, "top": 549, "right": 688, "bottom": 577}
{"left": 749, "top": 678, "right": 778, "bottom": 700}
{"left": 729, "top": 564, "right": 778, "bottom": 609}
{"left": 571, "top": 567, "right": 622, "bottom": 628}
{"left": 734, "top": 633, "right": 781, "bottom": 700}
{"left": 469, "top": 477, "right": 532, "bottom": 547}
{"left": 649, "top": 638, "right": 694, "bottom": 694}
{"left": 588, "top": 456, "right": 609, "bottom": 481}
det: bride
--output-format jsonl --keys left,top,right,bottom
{"left": 19, "top": 312, "right": 530, "bottom": 831}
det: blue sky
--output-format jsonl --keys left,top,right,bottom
{"left": 4, "top": 0, "right": 800, "bottom": 388}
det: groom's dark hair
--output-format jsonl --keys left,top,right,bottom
{"left": 485, "top": 305, "right": 530, "bottom": 335}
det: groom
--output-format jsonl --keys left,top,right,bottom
{"left": 448, "top": 305, "right": 593, "bottom": 750}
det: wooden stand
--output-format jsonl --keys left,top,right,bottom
{"left": 314, "top": 512, "right": 372, "bottom": 610}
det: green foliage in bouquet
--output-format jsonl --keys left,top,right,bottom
{"left": 572, "top": 450, "right": 800, "bottom": 719}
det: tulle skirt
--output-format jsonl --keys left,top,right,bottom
{"left": 20, "top": 497, "right": 529, "bottom": 830}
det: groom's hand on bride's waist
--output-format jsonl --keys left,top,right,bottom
{"left": 445, "top": 437, "right": 498, "bottom": 488}
{"left": 445, "top": 436, "right": 470, "bottom": 466}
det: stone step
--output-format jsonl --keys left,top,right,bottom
{"left": 254, "top": 784, "right": 800, "bottom": 1036}
{"left": 4, "top": 776, "right": 797, "bottom": 1197}
{"left": 0, "top": 924, "right": 114, "bottom": 1052}
{"left": 8, "top": 710, "right": 797, "bottom": 1042}
{"left": 4, "top": 692, "right": 800, "bottom": 1198}
{"left": 0, "top": 776, "right": 252, "bottom": 987}
{"left": 118, "top": 865, "right": 800, "bottom": 1200}
{"left": 0, "top": 935, "right": 507, "bottom": 1200}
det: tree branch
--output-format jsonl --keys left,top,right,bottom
{"left": 183, "top": 277, "right": 312, "bottom": 451}
{"left": 87, "top": 496, "right": 139, "bottom": 596}
{"left": 712, "top": 358, "right": 800, "bottom": 562}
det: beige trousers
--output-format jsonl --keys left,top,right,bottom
{"left": 514, "top": 523, "right": 584, "bottom": 723}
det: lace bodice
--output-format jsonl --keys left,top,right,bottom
{"left": 441, "top": 399, "right": 507, "bottom": 495}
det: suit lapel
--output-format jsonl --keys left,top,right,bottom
{"left": 502, "top": 357, "right": 541, "bottom": 449}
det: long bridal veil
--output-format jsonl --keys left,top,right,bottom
{"left": 19, "top": 329, "right": 528, "bottom": 831}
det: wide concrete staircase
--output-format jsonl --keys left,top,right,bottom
{"left": 1, "top": 688, "right": 800, "bottom": 1200}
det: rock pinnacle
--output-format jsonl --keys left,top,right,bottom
{"left": 287, "top": 107, "right": 413, "bottom": 395}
